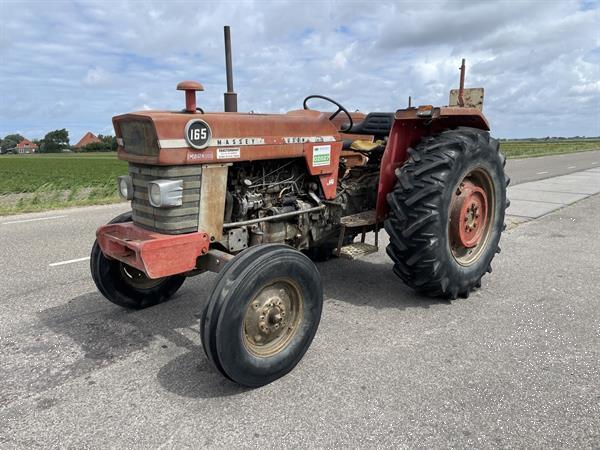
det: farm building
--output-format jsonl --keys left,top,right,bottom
{"left": 73, "top": 132, "right": 101, "bottom": 150}
{"left": 16, "top": 138, "right": 38, "bottom": 154}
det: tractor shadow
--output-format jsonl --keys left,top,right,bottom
{"left": 37, "top": 256, "right": 445, "bottom": 399}
{"left": 37, "top": 275, "right": 247, "bottom": 399}
{"left": 318, "top": 257, "right": 449, "bottom": 310}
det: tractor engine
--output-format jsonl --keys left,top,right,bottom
{"left": 224, "top": 158, "right": 380, "bottom": 252}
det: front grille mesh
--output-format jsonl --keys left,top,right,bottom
{"left": 130, "top": 163, "right": 202, "bottom": 235}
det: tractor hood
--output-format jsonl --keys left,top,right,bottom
{"left": 113, "top": 109, "right": 341, "bottom": 166}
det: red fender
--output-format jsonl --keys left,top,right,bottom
{"left": 376, "top": 107, "right": 490, "bottom": 220}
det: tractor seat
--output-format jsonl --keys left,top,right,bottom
{"left": 345, "top": 112, "right": 395, "bottom": 137}
{"left": 342, "top": 139, "right": 385, "bottom": 151}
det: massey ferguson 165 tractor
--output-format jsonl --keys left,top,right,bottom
{"left": 91, "top": 27, "right": 508, "bottom": 387}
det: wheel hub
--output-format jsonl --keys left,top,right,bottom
{"left": 243, "top": 280, "right": 303, "bottom": 356}
{"left": 256, "top": 295, "right": 288, "bottom": 337}
{"left": 450, "top": 180, "right": 489, "bottom": 249}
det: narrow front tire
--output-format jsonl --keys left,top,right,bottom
{"left": 201, "top": 244, "right": 323, "bottom": 387}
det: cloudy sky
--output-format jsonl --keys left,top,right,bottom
{"left": 1, "top": 0, "right": 598, "bottom": 143}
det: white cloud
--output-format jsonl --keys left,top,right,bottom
{"left": 0, "top": 0, "right": 598, "bottom": 140}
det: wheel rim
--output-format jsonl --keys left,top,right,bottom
{"left": 449, "top": 168, "right": 495, "bottom": 266}
{"left": 243, "top": 278, "right": 304, "bottom": 358}
{"left": 119, "top": 263, "right": 164, "bottom": 289}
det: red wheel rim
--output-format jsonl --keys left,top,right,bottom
{"left": 450, "top": 180, "right": 488, "bottom": 248}
{"left": 449, "top": 169, "right": 495, "bottom": 266}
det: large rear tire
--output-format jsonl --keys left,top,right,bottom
{"left": 385, "top": 127, "right": 509, "bottom": 299}
{"left": 90, "top": 212, "right": 186, "bottom": 309}
{"left": 201, "top": 244, "right": 323, "bottom": 387}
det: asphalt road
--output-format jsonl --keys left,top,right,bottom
{"left": 1, "top": 154, "right": 599, "bottom": 448}
{"left": 506, "top": 149, "right": 600, "bottom": 185}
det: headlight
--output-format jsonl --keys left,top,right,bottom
{"left": 149, "top": 183, "right": 161, "bottom": 206}
{"left": 147, "top": 179, "right": 183, "bottom": 208}
{"left": 117, "top": 175, "right": 133, "bottom": 200}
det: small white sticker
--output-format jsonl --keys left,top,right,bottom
{"left": 216, "top": 147, "right": 241, "bottom": 159}
{"left": 312, "top": 145, "right": 331, "bottom": 167}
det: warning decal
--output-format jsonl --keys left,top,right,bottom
{"left": 216, "top": 147, "right": 241, "bottom": 159}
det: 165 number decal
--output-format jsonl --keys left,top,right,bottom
{"left": 185, "top": 120, "right": 212, "bottom": 149}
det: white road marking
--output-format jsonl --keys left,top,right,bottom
{"left": 568, "top": 166, "right": 576, "bottom": 169}
{"left": 536, "top": 171, "right": 549, "bottom": 175}
{"left": 593, "top": 162, "right": 598, "bottom": 165}
{"left": 1, "top": 215, "right": 67, "bottom": 225}
{"left": 49, "top": 256, "right": 90, "bottom": 267}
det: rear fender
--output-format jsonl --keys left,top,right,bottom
{"left": 376, "top": 107, "right": 490, "bottom": 219}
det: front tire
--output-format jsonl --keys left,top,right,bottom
{"left": 201, "top": 244, "right": 323, "bottom": 387}
{"left": 90, "top": 212, "right": 186, "bottom": 309}
{"left": 385, "top": 127, "right": 509, "bottom": 299}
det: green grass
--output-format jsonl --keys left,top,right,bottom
{"left": 0, "top": 152, "right": 127, "bottom": 215}
{"left": 500, "top": 139, "right": 600, "bottom": 159}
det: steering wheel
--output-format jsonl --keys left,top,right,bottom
{"left": 303, "top": 95, "right": 353, "bottom": 132}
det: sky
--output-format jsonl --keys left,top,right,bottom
{"left": 0, "top": 0, "right": 599, "bottom": 143}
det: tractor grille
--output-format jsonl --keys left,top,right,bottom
{"left": 129, "top": 163, "right": 202, "bottom": 235}
{"left": 119, "top": 120, "right": 160, "bottom": 157}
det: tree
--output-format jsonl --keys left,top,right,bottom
{"left": 99, "top": 134, "right": 117, "bottom": 151}
{"left": 40, "top": 129, "right": 69, "bottom": 153}
{"left": 1, "top": 133, "right": 25, "bottom": 151}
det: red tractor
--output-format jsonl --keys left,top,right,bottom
{"left": 91, "top": 28, "right": 508, "bottom": 387}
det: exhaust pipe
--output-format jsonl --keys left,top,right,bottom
{"left": 223, "top": 26, "right": 238, "bottom": 112}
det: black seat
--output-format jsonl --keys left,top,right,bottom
{"left": 345, "top": 112, "right": 394, "bottom": 137}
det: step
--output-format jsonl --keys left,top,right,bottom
{"left": 339, "top": 242, "right": 378, "bottom": 260}
{"left": 340, "top": 210, "right": 377, "bottom": 228}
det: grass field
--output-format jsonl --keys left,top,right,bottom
{"left": 0, "top": 153, "right": 127, "bottom": 215}
{"left": 499, "top": 139, "right": 600, "bottom": 158}
{"left": 1, "top": 139, "right": 599, "bottom": 215}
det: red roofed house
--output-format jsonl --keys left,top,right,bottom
{"left": 74, "top": 132, "right": 101, "bottom": 150}
{"left": 16, "top": 138, "right": 38, "bottom": 154}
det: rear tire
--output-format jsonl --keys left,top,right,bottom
{"left": 201, "top": 244, "right": 323, "bottom": 387}
{"left": 90, "top": 212, "right": 186, "bottom": 309}
{"left": 385, "top": 127, "right": 509, "bottom": 299}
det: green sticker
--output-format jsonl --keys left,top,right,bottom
{"left": 312, "top": 145, "right": 331, "bottom": 167}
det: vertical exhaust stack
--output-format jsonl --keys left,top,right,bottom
{"left": 458, "top": 58, "right": 466, "bottom": 107}
{"left": 223, "top": 26, "right": 238, "bottom": 112}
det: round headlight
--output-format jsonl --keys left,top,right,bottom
{"left": 149, "top": 183, "right": 162, "bottom": 207}
{"left": 119, "top": 178, "right": 129, "bottom": 199}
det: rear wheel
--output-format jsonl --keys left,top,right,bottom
{"left": 385, "top": 127, "right": 509, "bottom": 299}
{"left": 201, "top": 244, "right": 323, "bottom": 387}
{"left": 90, "top": 212, "right": 186, "bottom": 309}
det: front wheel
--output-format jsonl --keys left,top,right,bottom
{"left": 90, "top": 212, "right": 186, "bottom": 309}
{"left": 201, "top": 244, "right": 323, "bottom": 387}
{"left": 385, "top": 127, "right": 509, "bottom": 299}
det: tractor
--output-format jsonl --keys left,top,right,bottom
{"left": 91, "top": 27, "right": 508, "bottom": 387}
